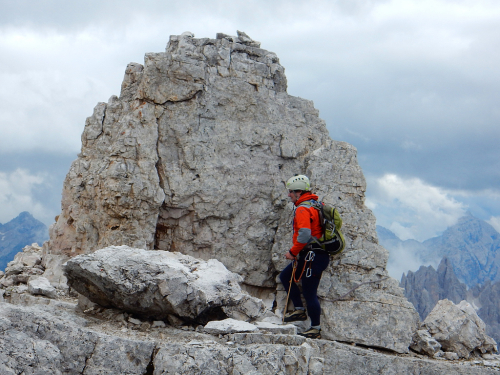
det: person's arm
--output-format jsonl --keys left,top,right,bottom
{"left": 288, "top": 207, "right": 312, "bottom": 256}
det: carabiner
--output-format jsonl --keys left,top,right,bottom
{"left": 305, "top": 251, "right": 315, "bottom": 262}
{"left": 306, "top": 267, "right": 313, "bottom": 278}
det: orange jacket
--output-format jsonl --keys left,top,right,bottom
{"left": 289, "top": 192, "right": 323, "bottom": 256}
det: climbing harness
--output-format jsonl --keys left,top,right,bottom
{"left": 293, "top": 250, "right": 315, "bottom": 282}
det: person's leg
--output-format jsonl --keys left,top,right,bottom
{"left": 301, "top": 252, "right": 330, "bottom": 326}
{"left": 301, "top": 275, "right": 322, "bottom": 326}
{"left": 279, "top": 261, "right": 303, "bottom": 309}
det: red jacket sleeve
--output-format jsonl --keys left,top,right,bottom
{"left": 289, "top": 206, "right": 313, "bottom": 256}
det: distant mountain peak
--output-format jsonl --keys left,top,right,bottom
{"left": 16, "top": 211, "right": 35, "bottom": 220}
{"left": 0, "top": 212, "right": 49, "bottom": 271}
{"left": 376, "top": 225, "right": 400, "bottom": 241}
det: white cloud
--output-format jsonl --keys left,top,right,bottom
{"left": 487, "top": 216, "right": 500, "bottom": 233}
{"left": 367, "top": 174, "right": 467, "bottom": 241}
{"left": 0, "top": 169, "right": 51, "bottom": 225}
{"left": 0, "top": 0, "right": 499, "bottom": 234}
{"left": 386, "top": 243, "right": 428, "bottom": 280}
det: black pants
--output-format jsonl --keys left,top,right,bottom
{"left": 279, "top": 250, "right": 329, "bottom": 326}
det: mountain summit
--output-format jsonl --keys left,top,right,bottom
{"left": 421, "top": 214, "right": 500, "bottom": 287}
{"left": 0, "top": 211, "right": 48, "bottom": 270}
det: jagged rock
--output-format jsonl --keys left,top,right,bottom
{"left": 154, "top": 332, "right": 499, "bottom": 374}
{"left": 4, "top": 261, "right": 23, "bottom": 276}
{"left": 0, "top": 303, "right": 154, "bottom": 374}
{"left": 28, "top": 276, "right": 57, "bottom": 299}
{"left": 152, "top": 320, "right": 166, "bottom": 328}
{"left": 63, "top": 246, "right": 266, "bottom": 323}
{"left": 410, "top": 329, "right": 442, "bottom": 356}
{"left": 204, "top": 318, "right": 258, "bottom": 334}
{"left": 0, "top": 244, "right": 46, "bottom": 288}
{"left": 468, "top": 279, "right": 500, "bottom": 345}
{"left": 2, "top": 301, "right": 499, "bottom": 374}
{"left": 43, "top": 31, "right": 419, "bottom": 353}
{"left": 423, "top": 299, "right": 497, "bottom": 358}
{"left": 401, "top": 257, "right": 467, "bottom": 320}
{"left": 400, "top": 231, "right": 500, "bottom": 346}
{"left": 12, "top": 242, "right": 43, "bottom": 267}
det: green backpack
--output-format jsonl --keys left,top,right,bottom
{"left": 298, "top": 200, "right": 346, "bottom": 255}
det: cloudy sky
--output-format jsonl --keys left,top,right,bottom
{"left": 1, "top": 0, "right": 500, "bottom": 258}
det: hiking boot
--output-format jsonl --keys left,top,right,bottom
{"left": 298, "top": 327, "right": 321, "bottom": 339}
{"left": 283, "top": 309, "right": 307, "bottom": 322}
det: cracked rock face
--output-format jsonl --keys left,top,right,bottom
{"left": 0, "top": 303, "right": 154, "bottom": 375}
{"left": 44, "top": 31, "right": 419, "bottom": 353}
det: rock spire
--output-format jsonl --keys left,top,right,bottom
{"left": 43, "top": 31, "right": 419, "bottom": 353}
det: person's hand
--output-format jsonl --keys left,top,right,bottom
{"left": 285, "top": 251, "right": 296, "bottom": 260}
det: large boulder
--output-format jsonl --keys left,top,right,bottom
{"left": 44, "top": 31, "right": 419, "bottom": 352}
{"left": 422, "top": 299, "right": 497, "bottom": 358}
{"left": 63, "top": 246, "right": 266, "bottom": 323}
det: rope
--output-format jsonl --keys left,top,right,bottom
{"left": 282, "top": 261, "right": 297, "bottom": 324}
{"left": 293, "top": 250, "right": 315, "bottom": 282}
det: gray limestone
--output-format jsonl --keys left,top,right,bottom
{"left": 0, "top": 244, "right": 45, "bottom": 288}
{"left": 411, "top": 329, "right": 442, "bottom": 356}
{"left": 1, "top": 300, "right": 499, "bottom": 374}
{"left": 63, "top": 246, "right": 266, "bottom": 323}
{"left": 423, "top": 299, "right": 497, "bottom": 358}
{"left": 204, "top": 318, "right": 258, "bottom": 334}
{"left": 0, "top": 303, "right": 154, "bottom": 375}
{"left": 27, "top": 276, "right": 57, "bottom": 299}
{"left": 43, "top": 30, "right": 419, "bottom": 353}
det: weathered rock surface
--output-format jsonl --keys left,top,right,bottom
{"left": 422, "top": 299, "right": 497, "bottom": 358}
{"left": 469, "top": 279, "right": 500, "bottom": 346}
{"left": 0, "top": 243, "right": 45, "bottom": 288}
{"left": 0, "top": 302, "right": 155, "bottom": 375}
{"left": 27, "top": 276, "right": 57, "bottom": 299}
{"left": 400, "top": 241, "right": 500, "bottom": 345}
{"left": 410, "top": 329, "right": 442, "bottom": 356}
{"left": 42, "top": 31, "right": 419, "bottom": 353}
{"left": 1, "top": 300, "right": 498, "bottom": 375}
{"left": 63, "top": 246, "right": 266, "bottom": 323}
{"left": 204, "top": 318, "right": 258, "bottom": 334}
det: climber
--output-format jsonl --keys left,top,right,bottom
{"left": 280, "top": 174, "right": 329, "bottom": 339}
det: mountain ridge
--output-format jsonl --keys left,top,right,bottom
{"left": 378, "top": 213, "right": 500, "bottom": 287}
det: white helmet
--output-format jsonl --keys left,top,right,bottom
{"left": 286, "top": 175, "right": 311, "bottom": 191}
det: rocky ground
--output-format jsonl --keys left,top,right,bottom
{"left": 2, "top": 292, "right": 500, "bottom": 374}
{"left": 1, "top": 245, "right": 500, "bottom": 374}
